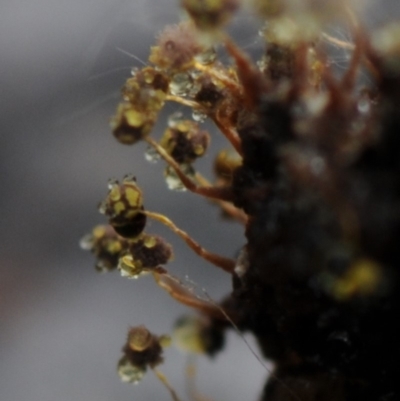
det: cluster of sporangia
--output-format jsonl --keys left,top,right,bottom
{"left": 82, "top": 0, "right": 400, "bottom": 400}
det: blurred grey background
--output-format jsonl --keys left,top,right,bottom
{"left": 0, "top": 1, "right": 399, "bottom": 401}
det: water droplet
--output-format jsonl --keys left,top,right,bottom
{"left": 123, "top": 174, "right": 136, "bottom": 183}
{"left": 144, "top": 146, "right": 161, "bottom": 163}
{"left": 95, "top": 261, "right": 111, "bottom": 273}
{"left": 357, "top": 98, "right": 370, "bottom": 114}
{"left": 107, "top": 177, "right": 119, "bottom": 190}
{"left": 164, "top": 164, "right": 195, "bottom": 192}
{"left": 305, "top": 92, "right": 329, "bottom": 116}
{"left": 190, "top": 69, "right": 202, "bottom": 79}
{"left": 194, "top": 47, "right": 216, "bottom": 65}
{"left": 256, "top": 57, "right": 267, "bottom": 72}
{"left": 258, "top": 23, "right": 268, "bottom": 37}
{"left": 169, "top": 73, "right": 193, "bottom": 96}
{"left": 98, "top": 200, "right": 108, "bottom": 215}
{"left": 188, "top": 81, "right": 201, "bottom": 97}
{"left": 117, "top": 357, "right": 146, "bottom": 384}
{"left": 234, "top": 247, "right": 249, "bottom": 278}
{"left": 79, "top": 234, "right": 94, "bottom": 250}
{"left": 130, "top": 67, "right": 139, "bottom": 77}
{"left": 192, "top": 109, "right": 207, "bottom": 123}
{"left": 168, "top": 112, "right": 184, "bottom": 128}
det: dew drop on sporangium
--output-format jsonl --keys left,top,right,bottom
{"left": 169, "top": 72, "right": 194, "bottom": 96}
{"left": 144, "top": 145, "right": 161, "bottom": 163}
{"left": 164, "top": 164, "right": 195, "bottom": 191}
{"left": 79, "top": 234, "right": 94, "bottom": 250}
{"left": 192, "top": 108, "right": 207, "bottom": 123}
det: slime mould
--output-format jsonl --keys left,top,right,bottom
{"left": 82, "top": 1, "right": 400, "bottom": 400}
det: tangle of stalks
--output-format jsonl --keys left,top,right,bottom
{"left": 82, "top": 1, "right": 400, "bottom": 400}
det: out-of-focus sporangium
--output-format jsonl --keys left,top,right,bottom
{"left": 81, "top": 0, "right": 400, "bottom": 400}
